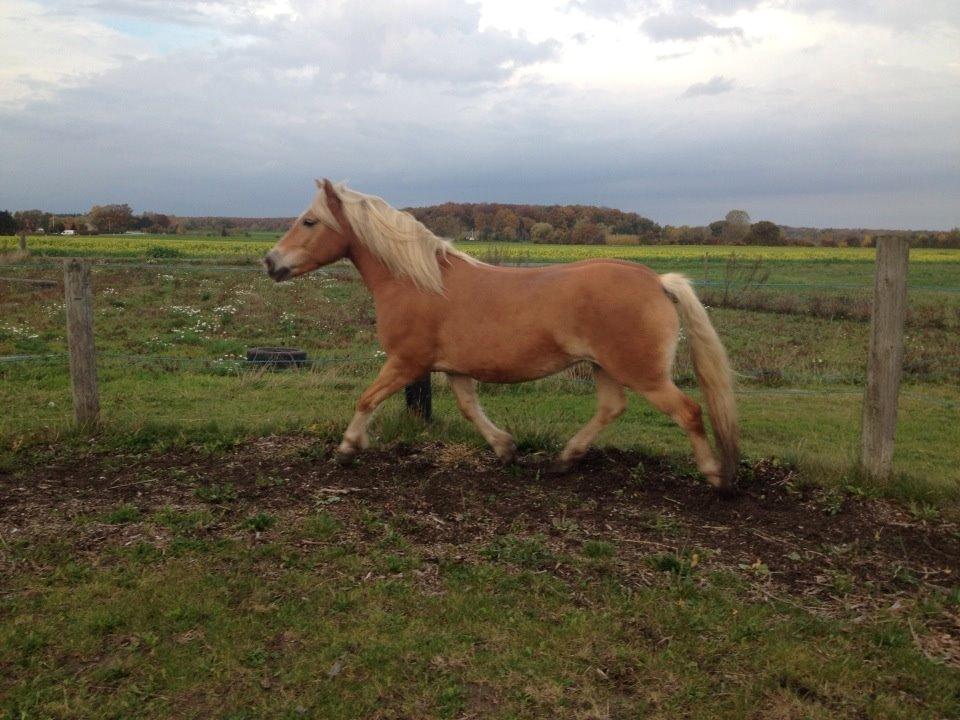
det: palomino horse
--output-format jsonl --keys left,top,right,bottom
{"left": 265, "top": 180, "right": 739, "bottom": 490}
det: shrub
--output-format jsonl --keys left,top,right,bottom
{"left": 145, "top": 246, "right": 184, "bottom": 259}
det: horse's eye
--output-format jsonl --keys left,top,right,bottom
{"left": 303, "top": 218, "right": 318, "bottom": 227}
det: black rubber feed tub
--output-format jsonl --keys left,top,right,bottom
{"left": 245, "top": 347, "right": 309, "bottom": 369}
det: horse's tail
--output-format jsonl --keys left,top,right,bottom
{"left": 660, "top": 273, "right": 739, "bottom": 486}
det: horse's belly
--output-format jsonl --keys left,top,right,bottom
{"left": 433, "top": 331, "right": 588, "bottom": 383}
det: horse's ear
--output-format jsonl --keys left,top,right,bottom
{"left": 314, "top": 178, "right": 323, "bottom": 189}
{"left": 321, "top": 178, "right": 341, "bottom": 209}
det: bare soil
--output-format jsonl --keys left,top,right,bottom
{"left": 3, "top": 437, "right": 958, "bottom": 602}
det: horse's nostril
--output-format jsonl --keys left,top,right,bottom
{"left": 264, "top": 255, "right": 275, "bottom": 273}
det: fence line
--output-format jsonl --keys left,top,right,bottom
{"left": 0, "top": 242, "right": 953, "bottom": 479}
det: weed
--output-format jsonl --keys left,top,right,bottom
{"left": 481, "top": 534, "right": 554, "bottom": 569}
{"left": 103, "top": 504, "right": 140, "bottom": 524}
{"left": 582, "top": 540, "right": 616, "bottom": 560}
{"left": 907, "top": 500, "right": 940, "bottom": 522}
{"left": 649, "top": 549, "right": 699, "bottom": 576}
{"left": 302, "top": 512, "right": 340, "bottom": 540}
{"left": 550, "top": 516, "right": 579, "bottom": 534}
{"left": 243, "top": 512, "right": 275, "bottom": 532}
{"left": 638, "top": 510, "right": 682, "bottom": 536}
{"left": 195, "top": 483, "right": 238, "bottom": 503}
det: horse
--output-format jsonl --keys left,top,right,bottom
{"left": 264, "top": 180, "right": 739, "bottom": 491}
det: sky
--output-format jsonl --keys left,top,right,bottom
{"left": 0, "top": 0, "right": 958, "bottom": 229}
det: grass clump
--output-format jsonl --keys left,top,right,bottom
{"left": 480, "top": 534, "right": 554, "bottom": 569}
{"left": 242, "top": 512, "right": 275, "bottom": 532}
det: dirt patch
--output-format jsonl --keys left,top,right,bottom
{"left": 3, "top": 438, "right": 958, "bottom": 603}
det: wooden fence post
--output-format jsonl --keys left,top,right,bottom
{"left": 405, "top": 374, "right": 432, "bottom": 421}
{"left": 18, "top": 233, "right": 27, "bottom": 252}
{"left": 64, "top": 259, "right": 100, "bottom": 426}
{"left": 860, "top": 238, "right": 909, "bottom": 480}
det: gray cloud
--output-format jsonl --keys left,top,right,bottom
{"left": 642, "top": 13, "right": 743, "bottom": 41}
{"left": 681, "top": 74, "right": 735, "bottom": 97}
{"left": 0, "top": 0, "right": 958, "bottom": 229}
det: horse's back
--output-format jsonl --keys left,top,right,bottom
{"left": 427, "top": 257, "right": 678, "bottom": 382}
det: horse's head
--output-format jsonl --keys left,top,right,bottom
{"left": 264, "top": 179, "right": 352, "bottom": 282}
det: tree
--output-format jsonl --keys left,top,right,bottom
{"left": 725, "top": 209, "right": 750, "bottom": 226}
{"left": 425, "top": 214, "right": 461, "bottom": 238}
{"left": 570, "top": 219, "right": 606, "bottom": 245}
{"left": 14, "top": 209, "right": 48, "bottom": 232}
{"left": 0, "top": 211, "right": 17, "bottom": 235}
{"left": 722, "top": 209, "right": 750, "bottom": 244}
{"left": 492, "top": 208, "right": 519, "bottom": 240}
{"left": 530, "top": 222, "right": 554, "bottom": 243}
{"left": 89, "top": 204, "right": 133, "bottom": 233}
{"left": 747, "top": 220, "right": 782, "bottom": 246}
{"left": 708, "top": 220, "right": 726, "bottom": 239}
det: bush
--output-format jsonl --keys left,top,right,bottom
{"left": 145, "top": 246, "right": 184, "bottom": 259}
{"left": 530, "top": 222, "right": 554, "bottom": 244}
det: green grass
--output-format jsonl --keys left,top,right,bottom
{"left": 1, "top": 256, "right": 958, "bottom": 501}
{"left": 2, "top": 497, "right": 957, "bottom": 719}
{"left": 4, "top": 239, "right": 959, "bottom": 718}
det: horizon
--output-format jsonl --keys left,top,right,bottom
{"left": 2, "top": 1, "right": 958, "bottom": 231}
{"left": 7, "top": 200, "right": 957, "bottom": 234}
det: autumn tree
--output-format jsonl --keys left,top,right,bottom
{"left": 14, "top": 209, "right": 48, "bottom": 232}
{"left": 530, "top": 222, "right": 554, "bottom": 243}
{"left": 571, "top": 219, "right": 606, "bottom": 245}
{"left": 747, "top": 220, "right": 782, "bottom": 245}
{"left": 492, "top": 208, "right": 519, "bottom": 240}
{"left": 89, "top": 204, "right": 134, "bottom": 233}
{"left": 425, "top": 214, "right": 462, "bottom": 238}
{"left": 722, "top": 209, "right": 750, "bottom": 244}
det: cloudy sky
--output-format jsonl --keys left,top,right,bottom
{"left": 1, "top": 0, "right": 958, "bottom": 228}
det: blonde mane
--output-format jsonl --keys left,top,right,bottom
{"left": 311, "top": 182, "right": 479, "bottom": 293}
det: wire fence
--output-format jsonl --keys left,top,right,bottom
{"left": 2, "top": 256, "right": 958, "bottom": 412}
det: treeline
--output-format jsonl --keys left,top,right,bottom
{"left": 405, "top": 204, "right": 960, "bottom": 249}
{"left": 0, "top": 207, "right": 293, "bottom": 236}
{"left": 2, "top": 203, "right": 958, "bottom": 248}
{"left": 405, "top": 202, "right": 660, "bottom": 245}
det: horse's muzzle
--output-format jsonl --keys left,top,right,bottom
{"left": 263, "top": 253, "right": 291, "bottom": 282}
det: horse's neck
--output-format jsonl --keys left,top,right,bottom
{"left": 347, "top": 241, "right": 399, "bottom": 296}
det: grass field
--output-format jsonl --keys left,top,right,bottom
{"left": 2, "top": 240, "right": 959, "bottom": 498}
{"left": 2, "top": 236, "right": 959, "bottom": 718}
{"left": 2, "top": 441, "right": 958, "bottom": 719}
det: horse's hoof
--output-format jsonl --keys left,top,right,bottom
{"left": 496, "top": 442, "right": 518, "bottom": 465}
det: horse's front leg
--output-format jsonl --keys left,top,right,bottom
{"left": 337, "top": 359, "right": 422, "bottom": 462}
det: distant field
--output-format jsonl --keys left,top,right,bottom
{"left": 5, "top": 232, "right": 960, "bottom": 263}
{"left": 4, "top": 232, "right": 960, "bottom": 293}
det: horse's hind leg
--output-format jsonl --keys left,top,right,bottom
{"left": 637, "top": 380, "right": 722, "bottom": 487}
{"left": 446, "top": 374, "right": 517, "bottom": 463}
{"left": 555, "top": 366, "right": 627, "bottom": 471}
{"left": 337, "top": 359, "right": 421, "bottom": 461}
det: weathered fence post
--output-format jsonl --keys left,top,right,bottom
{"left": 18, "top": 233, "right": 27, "bottom": 252}
{"left": 860, "top": 238, "right": 909, "bottom": 480}
{"left": 64, "top": 259, "right": 100, "bottom": 426}
{"left": 405, "top": 373, "right": 432, "bottom": 421}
